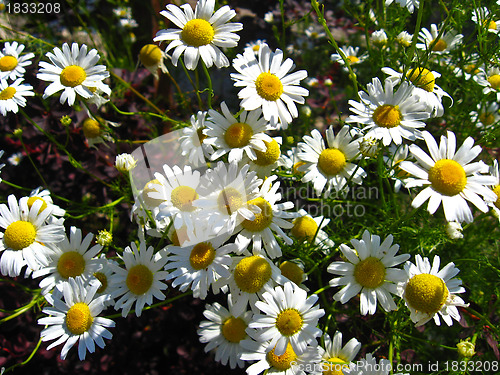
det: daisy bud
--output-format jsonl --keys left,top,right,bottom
{"left": 457, "top": 340, "right": 476, "bottom": 358}
{"left": 115, "top": 153, "right": 137, "bottom": 173}
{"left": 96, "top": 229, "right": 113, "bottom": 247}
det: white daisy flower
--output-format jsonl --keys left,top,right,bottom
{"left": 92, "top": 255, "right": 118, "bottom": 306}
{"left": 470, "top": 102, "right": 500, "bottom": 128}
{"left": 382, "top": 66, "right": 452, "bottom": 117}
{"left": 240, "top": 338, "right": 321, "bottom": 375}
{"left": 245, "top": 39, "right": 267, "bottom": 55}
{"left": 385, "top": 0, "right": 420, "bottom": 14}
{"left": 319, "top": 331, "right": 361, "bottom": 375}
{"left": 0, "top": 41, "right": 34, "bottom": 80}
{"left": 346, "top": 77, "right": 430, "bottom": 146}
{"left": 331, "top": 46, "right": 368, "bottom": 71}
{"left": 383, "top": 144, "right": 411, "bottom": 193}
{"left": 488, "top": 159, "right": 500, "bottom": 220}
{"left": 445, "top": 221, "right": 464, "bottom": 240}
{"left": 400, "top": 254, "right": 468, "bottom": 327}
{"left": 81, "top": 114, "right": 121, "bottom": 148}
{"left": 278, "top": 260, "right": 309, "bottom": 291}
{"left": 28, "top": 186, "right": 66, "bottom": 222}
{"left": 343, "top": 353, "right": 408, "bottom": 375}
{"left": 37, "top": 43, "right": 109, "bottom": 106}
{"left": 297, "top": 125, "right": 366, "bottom": 197}
{"left": 235, "top": 175, "right": 297, "bottom": 259}
{"left": 195, "top": 161, "right": 261, "bottom": 236}
{"left": 290, "top": 208, "right": 334, "bottom": 250}
{"left": 38, "top": 277, "right": 115, "bottom": 360}
{"left": 139, "top": 44, "right": 169, "bottom": 79}
{"left": 396, "top": 31, "right": 413, "bottom": 47}
{"left": 248, "top": 281, "right": 325, "bottom": 356}
{"left": 399, "top": 130, "right": 497, "bottom": 223}
{"left": 416, "top": 24, "right": 463, "bottom": 54}
{"left": 371, "top": 29, "right": 388, "bottom": 47}
{"left": 205, "top": 102, "right": 273, "bottom": 163}
{"left": 241, "top": 136, "right": 283, "bottom": 179}
{"left": 179, "top": 111, "right": 214, "bottom": 167}
{"left": 109, "top": 241, "right": 168, "bottom": 317}
{"left": 115, "top": 153, "right": 137, "bottom": 173}
{"left": 7, "top": 152, "right": 23, "bottom": 166}
{"left": 231, "top": 43, "right": 309, "bottom": 129}
{"left": 279, "top": 147, "right": 306, "bottom": 178}
{"left": 216, "top": 253, "right": 287, "bottom": 317}
{"left": 473, "top": 66, "right": 500, "bottom": 101}
{"left": 0, "top": 195, "right": 65, "bottom": 277}
{"left": 0, "top": 78, "right": 34, "bottom": 116}
{"left": 197, "top": 294, "right": 253, "bottom": 369}
{"left": 472, "top": 7, "right": 500, "bottom": 34}
{"left": 328, "top": 230, "right": 410, "bottom": 315}
{"left": 150, "top": 164, "right": 201, "bottom": 234}
{"left": 153, "top": 0, "right": 242, "bottom": 70}
{"left": 165, "top": 229, "right": 236, "bottom": 299}
{"left": 33, "top": 226, "right": 102, "bottom": 295}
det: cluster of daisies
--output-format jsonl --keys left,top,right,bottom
{"left": 1, "top": 0, "right": 500, "bottom": 373}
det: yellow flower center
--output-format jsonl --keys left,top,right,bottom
{"left": 252, "top": 45, "right": 260, "bottom": 52}
{"left": 217, "top": 187, "right": 244, "bottom": 215}
{"left": 292, "top": 161, "right": 306, "bottom": 175}
{"left": 407, "top": 68, "right": 435, "bottom": 92}
{"left": 0, "top": 86, "right": 16, "bottom": 100}
{"left": 241, "top": 197, "right": 273, "bottom": 232}
{"left": 428, "top": 159, "right": 467, "bottom": 196}
{"left": 323, "top": 357, "right": 348, "bottom": 375}
{"left": 318, "top": 148, "right": 346, "bottom": 176}
{"left": 126, "top": 264, "right": 154, "bottom": 295}
{"left": 486, "top": 20, "right": 497, "bottom": 30}
{"left": 221, "top": 316, "right": 247, "bottom": 343}
{"left": 291, "top": 216, "right": 318, "bottom": 243}
{"left": 66, "top": 302, "right": 93, "bottom": 335}
{"left": 0, "top": 55, "right": 18, "bottom": 71}
{"left": 487, "top": 74, "right": 500, "bottom": 91}
{"left": 276, "top": 308, "right": 303, "bottom": 336}
{"left": 171, "top": 185, "right": 198, "bottom": 212}
{"left": 196, "top": 127, "right": 207, "bottom": 145}
{"left": 255, "top": 72, "right": 284, "bottom": 101}
{"left": 139, "top": 44, "right": 163, "bottom": 67}
{"left": 478, "top": 112, "right": 495, "bottom": 126}
{"left": 353, "top": 257, "right": 386, "bottom": 288}
{"left": 347, "top": 55, "right": 359, "bottom": 64}
{"left": 142, "top": 179, "right": 164, "bottom": 208}
{"left": 27, "top": 197, "right": 48, "bottom": 214}
{"left": 82, "top": 118, "right": 101, "bottom": 139}
{"left": 372, "top": 104, "right": 402, "bottom": 128}
{"left": 492, "top": 185, "right": 500, "bottom": 209}
{"left": 234, "top": 255, "right": 272, "bottom": 293}
{"left": 93, "top": 271, "right": 108, "bottom": 293}
{"left": 181, "top": 19, "right": 215, "bottom": 47}
{"left": 189, "top": 242, "right": 216, "bottom": 270}
{"left": 431, "top": 38, "right": 447, "bottom": 52}
{"left": 266, "top": 343, "right": 297, "bottom": 371}
{"left": 405, "top": 273, "right": 449, "bottom": 313}
{"left": 279, "top": 261, "right": 304, "bottom": 286}
{"left": 254, "top": 139, "right": 281, "bottom": 166}
{"left": 224, "top": 122, "right": 253, "bottom": 148}
{"left": 3, "top": 221, "right": 36, "bottom": 250}
{"left": 57, "top": 251, "right": 86, "bottom": 279}
{"left": 464, "top": 64, "right": 479, "bottom": 75}
{"left": 60, "top": 65, "right": 87, "bottom": 87}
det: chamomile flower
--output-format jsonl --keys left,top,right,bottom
{"left": 115, "top": 153, "right": 137, "bottom": 173}
{"left": 470, "top": 102, "right": 500, "bottom": 128}
{"left": 165, "top": 229, "right": 236, "bottom": 299}
{"left": 0, "top": 195, "right": 65, "bottom": 277}
{"left": 92, "top": 255, "right": 118, "bottom": 306}
{"left": 331, "top": 46, "right": 367, "bottom": 71}
{"left": 38, "top": 277, "right": 115, "bottom": 360}
{"left": 110, "top": 241, "right": 168, "bottom": 317}
{"left": 81, "top": 115, "right": 121, "bottom": 148}
{"left": 382, "top": 66, "right": 452, "bottom": 117}
{"left": 28, "top": 187, "right": 66, "bottom": 222}
{"left": 297, "top": 125, "right": 366, "bottom": 197}
{"left": 235, "top": 175, "right": 297, "bottom": 260}
{"left": 488, "top": 160, "right": 500, "bottom": 219}
{"left": 0, "top": 78, "right": 34, "bottom": 116}
{"left": 0, "top": 41, "right": 34, "bottom": 80}
{"left": 240, "top": 136, "right": 282, "bottom": 178}
{"left": 384, "top": 144, "right": 411, "bottom": 193}
{"left": 416, "top": 24, "right": 463, "bottom": 54}
{"left": 205, "top": 102, "right": 273, "bottom": 163}
{"left": 385, "top": 0, "right": 420, "bottom": 14}
{"left": 371, "top": 30, "right": 388, "bottom": 47}
{"left": 197, "top": 294, "right": 253, "bottom": 369}
{"left": 150, "top": 164, "right": 201, "bottom": 233}
{"left": 279, "top": 147, "right": 306, "bottom": 178}
{"left": 139, "top": 44, "right": 168, "bottom": 79}
{"left": 399, "top": 130, "right": 497, "bottom": 223}
{"left": 37, "top": 43, "right": 109, "bottom": 106}
{"left": 278, "top": 260, "right": 309, "bottom": 290}
{"left": 472, "top": 7, "right": 500, "bottom": 34}
{"left": 231, "top": 43, "right": 309, "bottom": 129}
{"left": 33, "top": 226, "right": 102, "bottom": 295}
{"left": 153, "top": 0, "right": 243, "bottom": 70}
{"left": 400, "top": 255, "right": 468, "bottom": 326}
{"left": 179, "top": 111, "right": 214, "bottom": 167}
{"left": 346, "top": 77, "right": 430, "bottom": 146}
{"left": 290, "top": 209, "right": 334, "bottom": 250}
{"left": 248, "top": 281, "right": 325, "bottom": 356}
{"left": 396, "top": 31, "right": 413, "bottom": 47}
{"left": 319, "top": 331, "right": 361, "bottom": 375}
{"left": 217, "top": 253, "right": 287, "bottom": 317}
{"left": 473, "top": 66, "right": 500, "bottom": 101}
{"left": 328, "top": 230, "right": 410, "bottom": 315}
{"left": 245, "top": 39, "right": 267, "bottom": 55}
{"left": 7, "top": 152, "right": 23, "bottom": 166}
{"left": 195, "top": 161, "right": 261, "bottom": 236}
{"left": 240, "top": 339, "right": 321, "bottom": 375}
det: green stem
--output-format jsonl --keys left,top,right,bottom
{"left": 402, "top": 0, "right": 426, "bottom": 79}
{"left": 0, "top": 291, "right": 43, "bottom": 325}
{"left": 201, "top": 61, "right": 213, "bottom": 109}
{"left": 3, "top": 336, "right": 43, "bottom": 373}
{"left": 180, "top": 58, "right": 203, "bottom": 109}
